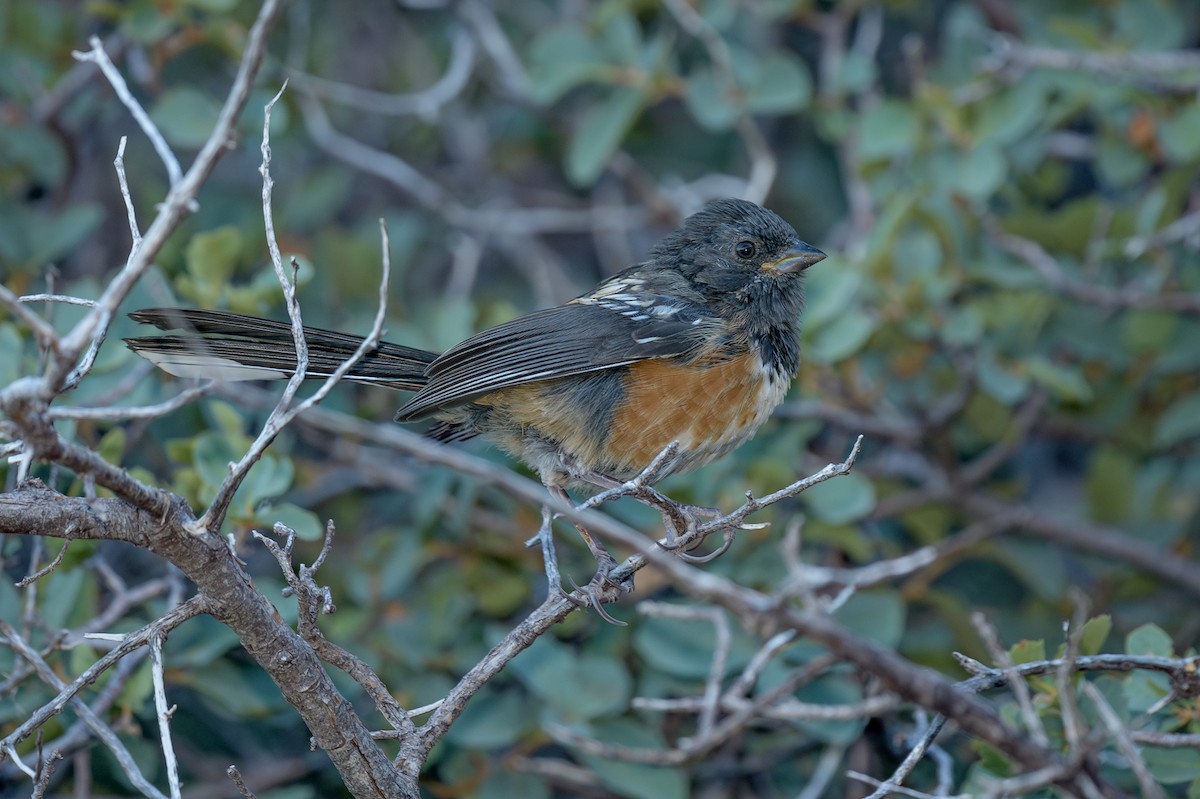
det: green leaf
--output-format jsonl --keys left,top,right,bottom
{"left": 741, "top": 50, "right": 812, "bottom": 114}
{"left": 1123, "top": 309, "right": 1179, "bottom": 353}
{"left": 832, "top": 591, "right": 905, "bottom": 648}
{"left": 39, "top": 567, "right": 88, "bottom": 630}
{"left": 1160, "top": 103, "right": 1200, "bottom": 163}
{"left": 1025, "top": 356, "right": 1093, "bottom": 404}
{"left": 566, "top": 86, "right": 648, "bottom": 187}
{"left": 185, "top": 226, "right": 243, "bottom": 305}
{"left": 577, "top": 719, "right": 688, "bottom": 799}
{"left": 683, "top": 67, "right": 738, "bottom": 131}
{"left": 444, "top": 690, "right": 534, "bottom": 750}
{"left": 791, "top": 674, "right": 868, "bottom": 744}
{"left": 27, "top": 205, "right": 104, "bottom": 268}
{"left": 150, "top": 87, "right": 222, "bottom": 149}
{"left": 952, "top": 143, "right": 1006, "bottom": 201}
{"left": 806, "top": 311, "right": 875, "bottom": 363}
{"left": 1126, "top": 623, "right": 1173, "bottom": 657}
{"left": 1154, "top": 392, "right": 1200, "bottom": 447}
{"left": 1143, "top": 747, "right": 1200, "bottom": 784}
{"left": 941, "top": 304, "right": 985, "bottom": 346}
{"left": 858, "top": 101, "right": 920, "bottom": 161}
{"left": 1078, "top": 615, "right": 1111, "bottom": 657}
{"left": 974, "top": 80, "right": 1045, "bottom": 146}
{"left": 799, "top": 472, "right": 876, "bottom": 525}
{"left": 95, "top": 426, "right": 127, "bottom": 465}
{"left": 555, "top": 655, "right": 632, "bottom": 721}
{"left": 634, "top": 614, "right": 721, "bottom": 680}
{"left": 528, "top": 24, "right": 606, "bottom": 104}
{"left": 802, "top": 256, "right": 862, "bottom": 329}
{"left": 1085, "top": 446, "right": 1136, "bottom": 524}
{"left": 261, "top": 502, "right": 323, "bottom": 541}
{"left": 977, "top": 349, "right": 1030, "bottom": 404}
{"left": 1009, "top": 638, "right": 1046, "bottom": 665}
{"left": 0, "top": 325, "right": 20, "bottom": 386}
{"left": 471, "top": 772, "right": 551, "bottom": 799}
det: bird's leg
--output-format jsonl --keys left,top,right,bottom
{"left": 535, "top": 503, "right": 568, "bottom": 602}
{"left": 537, "top": 485, "right": 631, "bottom": 625}
{"left": 547, "top": 485, "right": 620, "bottom": 577}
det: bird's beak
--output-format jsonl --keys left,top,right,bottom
{"left": 764, "top": 240, "right": 827, "bottom": 273}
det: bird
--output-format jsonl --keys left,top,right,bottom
{"left": 126, "top": 198, "right": 825, "bottom": 606}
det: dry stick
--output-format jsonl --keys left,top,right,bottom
{"left": 984, "top": 215, "right": 1200, "bottom": 315}
{"left": 226, "top": 766, "right": 260, "bottom": 799}
{"left": 31, "top": 750, "right": 62, "bottom": 799}
{"left": 254, "top": 522, "right": 418, "bottom": 741}
{"left": 72, "top": 41, "right": 182, "bottom": 189}
{"left": 661, "top": 0, "right": 775, "bottom": 203}
{"left": 0, "top": 0, "right": 281, "bottom": 502}
{"left": 199, "top": 89, "right": 393, "bottom": 534}
{"left": 0, "top": 596, "right": 209, "bottom": 758}
{"left": 49, "top": 382, "right": 214, "bottom": 421}
{"left": 0, "top": 284, "right": 60, "bottom": 348}
{"left": 15, "top": 540, "right": 70, "bottom": 588}
{"left": 0, "top": 618, "right": 168, "bottom": 799}
{"left": 638, "top": 603, "right": 730, "bottom": 742}
{"left": 971, "top": 611, "right": 1049, "bottom": 747}
{"left": 1083, "top": 682, "right": 1166, "bottom": 799}
{"left": 16, "top": 294, "right": 97, "bottom": 307}
{"left": 1130, "top": 731, "right": 1200, "bottom": 749}
{"left": 289, "top": 26, "right": 475, "bottom": 119}
{"left": 150, "top": 633, "right": 182, "bottom": 799}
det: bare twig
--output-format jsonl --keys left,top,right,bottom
{"left": 71, "top": 38, "right": 183, "bottom": 189}
{"left": 150, "top": 633, "right": 182, "bottom": 799}
{"left": 226, "top": 765, "right": 260, "bottom": 799}
{"left": 0, "top": 596, "right": 208, "bottom": 758}
{"left": 0, "top": 284, "right": 60, "bottom": 349}
{"left": 661, "top": 0, "right": 775, "bottom": 202}
{"left": 49, "top": 382, "right": 213, "bottom": 420}
{"left": 971, "top": 612, "right": 1048, "bottom": 747}
{"left": 15, "top": 540, "right": 71, "bottom": 588}
{"left": 0, "top": 618, "right": 169, "bottom": 799}
{"left": 289, "top": 27, "right": 475, "bottom": 120}
{"left": 984, "top": 215, "right": 1200, "bottom": 315}
{"left": 638, "top": 603, "right": 729, "bottom": 741}
{"left": 199, "top": 91, "right": 393, "bottom": 534}
{"left": 1083, "top": 682, "right": 1165, "bottom": 799}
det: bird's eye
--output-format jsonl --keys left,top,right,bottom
{"left": 735, "top": 241, "right": 756, "bottom": 259}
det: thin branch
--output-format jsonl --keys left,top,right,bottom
{"left": 49, "top": 382, "right": 213, "bottom": 421}
{"left": 1083, "top": 682, "right": 1165, "bottom": 799}
{"left": 150, "top": 634, "right": 182, "bottom": 799}
{"left": 71, "top": 37, "right": 183, "bottom": 189}
{"left": 15, "top": 540, "right": 71, "bottom": 588}
{"left": 661, "top": 0, "right": 774, "bottom": 202}
{"left": 0, "top": 284, "right": 60, "bottom": 349}
{"left": 289, "top": 26, "right": 475, "bottom": 120}
{"left": 984, "top": 215, "right": 1200, "bottom": 315}
{"left": 0, "top": 596, "right": 209, "bottom": 758}
{"left": 970, "top": 611, "right": 1049, "bottom": 748}
{"left": 15, "top": 294, "right": 97, "bottom": 307}
{"left": 0, "top": 618, "right": 169, "bottom": 799}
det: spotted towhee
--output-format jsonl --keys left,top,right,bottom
{"left": 127, "top": 198, "right": 825, "bottom": 576}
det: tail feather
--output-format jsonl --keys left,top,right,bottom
{"left": 125, "top": 308, "right": 436, "bottom": 391}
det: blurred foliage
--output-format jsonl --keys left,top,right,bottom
{"left": 3, "top": 0, "right": 1200, "bottom": 796}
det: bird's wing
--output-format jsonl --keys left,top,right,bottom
{"left": 394, "top": 275, "right": 720, "bottom": 420}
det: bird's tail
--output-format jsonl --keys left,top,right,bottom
{"left": 125, "top": 308, "right": 435, "bottom": 391}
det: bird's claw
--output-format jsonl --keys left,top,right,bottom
{"left": 559, "top": 558, "right": 633, "bottom": 626}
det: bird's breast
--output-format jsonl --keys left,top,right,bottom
{"left": 600, "top": 351, "right": 791, "bottom": 479}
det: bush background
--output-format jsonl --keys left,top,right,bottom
{"left": 2, "top": 0, "right": 1199, "bottom": 796}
